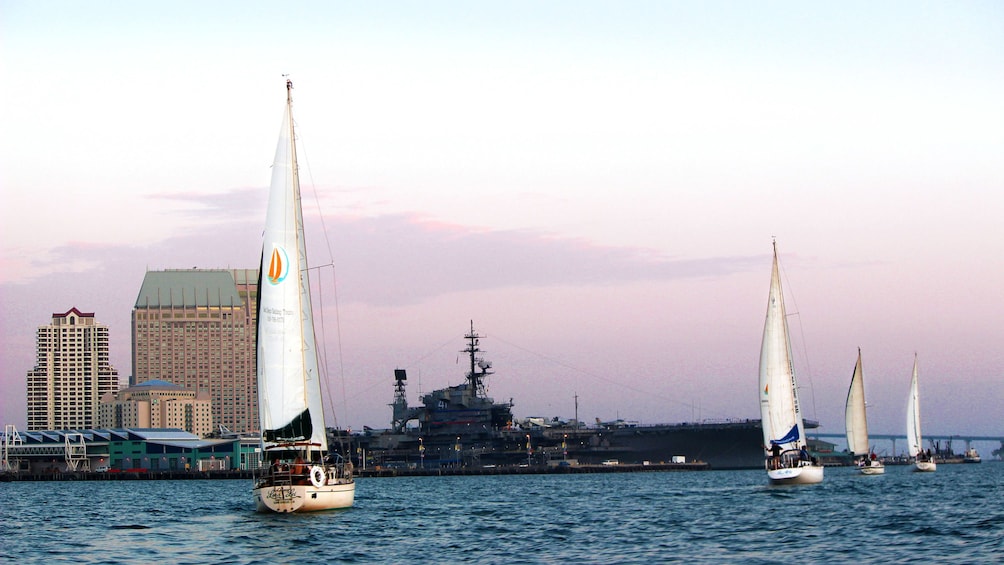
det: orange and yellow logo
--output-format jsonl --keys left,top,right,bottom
{"left": 267, "top": 245, "right": 289, "bottom": 285}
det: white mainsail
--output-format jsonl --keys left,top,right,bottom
{"left": 759, "top": 243, "right": 804, "bottom": 452}
{"left": 906, "top": 355, "right": 922, "bottom": 458}
{"left": 844, "top": 349, "right": 869, "bottom": 456}
{"left": 256, "top": 81, "right": 328, "bottom": 452}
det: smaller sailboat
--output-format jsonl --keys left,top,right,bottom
{"left": 758, "top": 241, "right": 823, "bottom": 485}
{"left": 844, "top": 349, "right": 884, "bottom": 475}
{"left": 906, "top": 354, "right": 936, "bottom": 473}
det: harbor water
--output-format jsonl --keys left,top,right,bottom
{"left": 2, "top": 463, "right": 1001, "bottom": 564}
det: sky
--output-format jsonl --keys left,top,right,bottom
{"left": 1, "top": 1, "right": 1002, "bottom": 444}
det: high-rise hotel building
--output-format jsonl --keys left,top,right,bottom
{"left": 132, "top": 269, "right": 258, "bottom": 434}
{"left": 26, "top": 308, "right": 120, "bottom": 430}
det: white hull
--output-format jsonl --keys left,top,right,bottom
{"left": 859, "top": 463, "right": 885, "bottom": 475}
{"left": 767, "top": 464, "right": 824, "bottom": 485}
{"left": 255, "top": 480, "right": 356, "bottom": 513}
{"left": 913, "top": 461, "right": 937, "bottom": 473}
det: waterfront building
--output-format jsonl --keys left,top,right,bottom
{"left": 132, "top": 269, "right": 258, "bottom": 434}
{"left": 25, "top": 308, "right": 120, "bottom": 431}
{"left": 0, "top": 427, "right": 258, "bottom": 474}
{"left": 98, "top": 379, "right": 213, "bottom": 438}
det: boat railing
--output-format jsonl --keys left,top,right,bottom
{"left": 767, "top": 449, "right": 817, "bottom": 470}
{"left": 257, "top": 457, "right": 354, "bottom": 487}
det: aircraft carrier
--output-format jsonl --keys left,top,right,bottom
{"left": 354, "top": 323, "right": 767, "bottom": 470}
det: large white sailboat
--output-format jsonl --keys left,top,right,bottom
{"left": 759, "top": 241, "right": 824, "bottom": 485}
{"left": 907, "top": 355, "right": 936, "bottom": 473}
{"left": 252, "top": 79, "right": 356, "bottom": 512}
{"left": 844, "top": 349, "right": 884, "bottom": 475}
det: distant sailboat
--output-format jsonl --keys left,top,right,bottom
{"left": 844, "top": 349, "right": 884, "bottom": 475}
{"left": 252, "top": 79, "right": 356, "bottom": 512}
{"left": 907, "top": 355, "right": 936, "bottom": 472}
{"left": 759, "top": 241, "right": 823, "bottom": 485}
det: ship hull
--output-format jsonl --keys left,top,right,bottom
{"left": 365, "top": 420, "right": 767, "bottom": 470}
{"left": 859, "top": 463, "right": 885, "bottom": 475}
{"left": 767, "top": 464, "right": 824, "bottom": 485}
{"left": 254, "top": 481, "right": 355, "bottom": 513}
{"left": 563, "top": 421, "right": 766, "bottom": 470}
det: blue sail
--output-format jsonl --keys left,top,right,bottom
{"left": 770, "top": 424, "right": 800, "bottom": 446}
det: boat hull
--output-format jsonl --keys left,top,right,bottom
{"left": 254, "top": 480, "right": 355, "bottom": 513}
{"left": 913, "top": 461, "right": 937, "bottom": 472}
{"left": 859, "top": 463, "right": 885, "bottom": 475}
{"left": 767, "top": 464, "right": 824, "bottom": 485}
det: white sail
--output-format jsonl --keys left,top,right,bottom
{"left": 906, "top": 355, "right": 922, "bottom": 457}
{"left": 256, "top": 83, "right": 327, "bottom": 452}
{"left": 759, "top": 244, "right": 804, "bottom": 452}
{"left": 759, "top": 242, "right": 822, "bottom": 485}
{"left": 844, "top": 349, "right": 869, "bottom": 456}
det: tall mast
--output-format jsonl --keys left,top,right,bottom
{"left": 463, "top": 321, "right": 492, "bottom": 396}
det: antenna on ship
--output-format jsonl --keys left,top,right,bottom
{"left": 463, "top": 320, "right": 493, "bottom": 397}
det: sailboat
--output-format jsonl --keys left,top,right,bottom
{"left": 759, "top": 241, "right": 824, "bottom": 485}
{"left": 907, "top": 354, "right": 936, "bottom": 472}
{"left": 252, "top": 79, "right": 356, "bottom": 512}
{"left": 844, "top": 349, "right": 884, "bottom": 475}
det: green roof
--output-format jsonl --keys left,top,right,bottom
{"left": 134, "top": 269, "right": 253, "bottom": 308}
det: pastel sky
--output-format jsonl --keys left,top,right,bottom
{"left": 2, "top": 1, "right": 1002, "bottom": 443}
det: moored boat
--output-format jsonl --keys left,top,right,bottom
{"left": 963, "top": 447, "right": 982, "bottom": 464}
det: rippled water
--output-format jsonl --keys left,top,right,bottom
{"left": 2, "top": 463, "right": 1001, "bottom": 564}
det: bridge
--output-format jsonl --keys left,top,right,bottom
{"left": 810, "top": 432, "right": 1003, "bottom": 457}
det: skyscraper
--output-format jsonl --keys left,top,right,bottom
{"left": 26, "top": 307, "right": 120, "bottom": 430}
{"left": 131, "top": 269, "right": 258, "bottom": 434}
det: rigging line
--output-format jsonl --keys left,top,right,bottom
{"left": 299, "top": 125, "right": 350, "bottom": 444}
{"left": 776, "top": 247, "right": 819, "bottom": 423}
{"left": 489, "top": 333, "right": 711, "bottom": 417}
{"left": 403, "top": 334, "right": 465, "bottom": 370}
{"left": 313, "top": 265, "right": 336, "bottom": 425}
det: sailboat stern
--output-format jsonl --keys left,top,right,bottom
{"left": 254, "top": 481, "right": 356, "bottom": 513}
{"left": 859, "top": 463, "right": 885, "bottom": 475}
{"left": 767, "top": 463, "right": 824, "bottom": 485}
{"left": 253, "top": 458, "right": 356, "bottom": 513}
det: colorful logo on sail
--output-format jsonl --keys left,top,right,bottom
{"left": 267, "top": 245, "right": 290, "bottom": 285}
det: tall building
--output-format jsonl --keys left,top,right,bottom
{"left": 132, "top": 269, "right": 258, "bottom": 434}
{"left": 26, "top": 307, "right": 120, "bottom": 430}
{"left": 98, "top": 379, "right": 214, "bottom": 437}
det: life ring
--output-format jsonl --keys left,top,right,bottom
{"left": 309, "top": 465, "right": 326, "bottom": 487}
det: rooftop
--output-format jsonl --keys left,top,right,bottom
{"left": 134, "top": 269, "right": 251, "bottom": 308}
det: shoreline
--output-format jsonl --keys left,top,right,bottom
{"left": 0, "top": 461, "right": 709, "bottom": 482}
